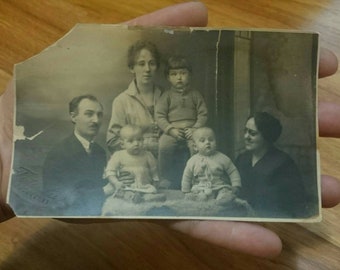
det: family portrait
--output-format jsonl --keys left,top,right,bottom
{"left": 8, "top": 25, "right": 320, "bottom": 221}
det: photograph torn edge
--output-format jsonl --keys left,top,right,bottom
{"left": 6, "top": 24, "right": 321, "bottom": 222}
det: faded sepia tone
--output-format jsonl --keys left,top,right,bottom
{"left": 8, "top": 25, "right": 319, "bottom": 221}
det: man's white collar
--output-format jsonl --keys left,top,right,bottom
{"left": 74, "top": 131, "right": 93, "bottom": 153}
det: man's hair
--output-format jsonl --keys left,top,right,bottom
{"left": 251, "top": 112, "right": 282, "bottom": 144}
{"left": 69, "top": 94, "right": 101, "bottom": 114}
{"left": 127, "top": 40, "right": 160, "bottom": 69}
{"left": 164, "top": 55, "right": 192, "bottom": 76}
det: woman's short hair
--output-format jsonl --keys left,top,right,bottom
{"left": 127, "top": 40, "right": 160, "bottom": 69}
{"left": 164, "top": 55, "right": 192, "bottom": 76}
{"left": 252, "top": 112, "right": 282, "bottom": 143}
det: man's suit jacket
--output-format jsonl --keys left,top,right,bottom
{"left": 43, "top": 134, "right": 107, "bottom": 215}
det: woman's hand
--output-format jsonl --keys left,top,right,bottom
{"left": 1, "top": 1, "right": 340, "bottom": 259}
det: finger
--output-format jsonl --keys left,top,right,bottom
{"left": 319, "top": 48, "right": 338, "bottom": 78}
{"left": 119, "top": 171, "right": 132, "bottom": 177}
{"left": 0, "top": 81, "right": 15, "bottom": 222}
{"left": 125, "top": 2, "right": 208, "bottom": 27}
{"left": 321, "top": 175, "right": 340, "bottom": 208}
{"left": 168, "top": 220, "right": 282, "bottom": 258}
{"left": 58, "top": 218, "right": 282, "bottom": 258}
{"left": 119, "top": 175, "right": 135, "bottom": 181}
{"left": 318, "top": 102, "right": 340, "bottom": 137}
{"left": 122, "top": 180, "right": 135, "bottom": 186}
{"left": 0, "top": 81, "right": 14, "bottom": 199}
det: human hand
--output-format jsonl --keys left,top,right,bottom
{"left": 103, "top": 182, "right": 116, "bottom": 196}
{"left": 184, "top": 127, "right": 194, "bottom": 140}
{"left": 1, "top": 1, "right": 340, "bottom": 259}
{"left": 107, "top": 176, "right": 124, "bottom": 191}
{"left": 117, "top": 170, "right": 135, "bottom": 186}
{"left": 169, "top": 127, "right": 186, "bottom": 140}
{"left": 0, "top": 80, "right": 15, "bottom": 222}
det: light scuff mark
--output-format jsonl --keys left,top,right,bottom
{"left": 164, "top": 29, "right": 174, "bottom": 34}
{"left": 14, "top": 125, "right": 44, "bottom": 142}
{"left": 215, "top": 30, "right": 222, "bottom": 115}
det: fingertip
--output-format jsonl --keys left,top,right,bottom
{"left": 169, "top": 220, "right": 282, "bottom": 258}
{"left": 230, "top": 222, "right": 282, "bottom": 258}
{"left": 183, "top": 1, "right": 208, "bottom": 26}
{"left": 318, "top": 102, "right": 340, "bottom": 137}
{"left": 319, "top": 48, "right": 338, "bottom": 78}
{"left": 321, "top": 175, "right": 340, "bottom": 208}
{"left": 125, "top": 2, "right": 208, "bottom": 27}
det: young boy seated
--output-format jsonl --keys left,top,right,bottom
{"left": 103, "top": 125, "right": 165, "bottom": 203}
{"left": 181, "top": 127, "right": 242, "bottom": 205}
{"left": 155, "top": 55, "right": 208, "bottom": 189}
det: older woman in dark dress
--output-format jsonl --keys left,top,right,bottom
{"left": 235, "top": 112, "right": 307, "bottom": 218}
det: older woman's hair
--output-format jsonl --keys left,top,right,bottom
{"left": 164, "top": 55, "right": 192, "bottom": 76}
{"left": 252, "top": 112, "right": 282, "bottom": 144}
{"left": 127, "top": 40, "right": 160, "bottom": 69}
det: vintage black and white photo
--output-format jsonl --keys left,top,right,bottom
{"left": 7, "top": 25, "right": 320, "bottom": 221}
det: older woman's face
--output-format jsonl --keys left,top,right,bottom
{"left": 244, "top": 117, "right": 266, "bottom": 153}
{"left": 130, "top": 48, "right": 157, "bottom": 85}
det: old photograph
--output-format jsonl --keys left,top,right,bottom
{"left": 7, "top": 25, "right": 320, "bottom": 221}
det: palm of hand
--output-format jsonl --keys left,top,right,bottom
{"left": 0, "top": 2, "right": 340, "bottom": 259}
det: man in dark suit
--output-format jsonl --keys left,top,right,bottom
{"left": 43, "top": 95, "right": 107, "bottom": 216}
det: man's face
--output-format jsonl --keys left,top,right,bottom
{"left": 71, "top": 99, "right": 103, "bottom": 141}
{"left": 168, "top": 68, "right": 190, "bottom": 91}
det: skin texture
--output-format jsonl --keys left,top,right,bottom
{"left": 121, "top": 131, "right": 144, "bottom": 155}
{"left": 168, "top": 69, "right": 191, "bottom": 90}
{"left": 193, "top": 128, "right": 217, "bottom": 156}
{"left": 244, "top": 118, "right": 267, "bottom": 153}
{"left": 1, "top": 1, "right": 340, "bottom": 259}
{"left": 70, "top": 99, "right": 104, "bottom": 141}
{"left": 130, "top": 48, "right": 158, "bottom": 86}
